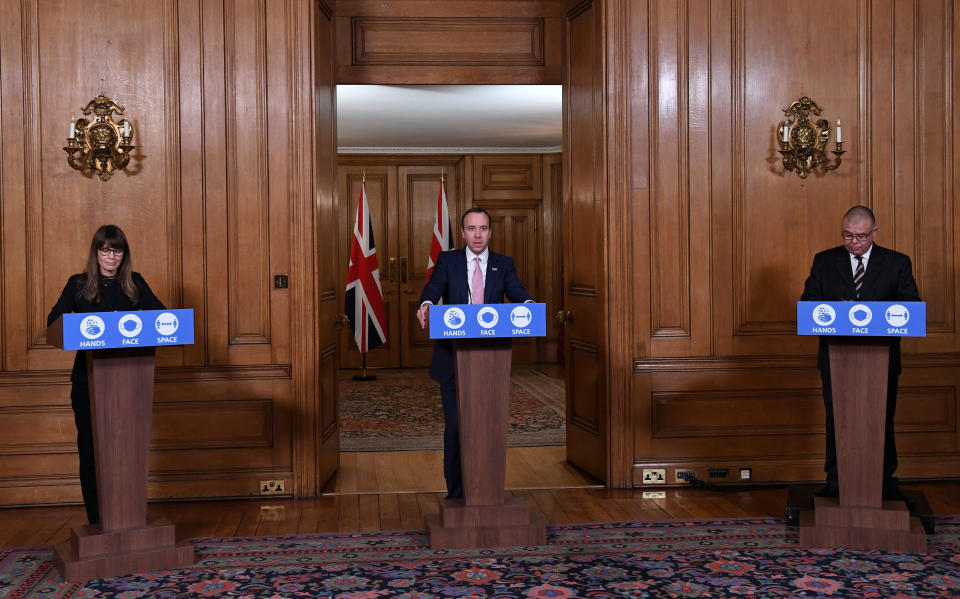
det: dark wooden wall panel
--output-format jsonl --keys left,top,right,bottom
{"left": 351, "top": 18, "right": 545, "bottom": 65}
{"left": 648, "top": 0, "right": 690, "bottom": 340}
{"left": 225, "top": 0, "right": 272, "bottom": 348}
{"left": 473, "top": 155, "right": 542, "bottom": 200}
{"left": 335, "top": 0, "right": 565, "bottom": 84}
{"left": 627, "top": 0, "right": 960, "bottom": 486}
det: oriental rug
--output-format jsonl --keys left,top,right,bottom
{"left": 3, "top": 516, "right": 960, "bottom": 598}
{"left": 339, "top": 369, "right": 565, "bottom": 452}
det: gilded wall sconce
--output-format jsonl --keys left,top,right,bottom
{"left": 777, "top": 96, "right": 843, "bottom": 179}
{"left": 63, "top": 95, "right": 135, "bottom": 181}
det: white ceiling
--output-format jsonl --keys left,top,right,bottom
{"left": 336, "top": 85, "right": 562, "bottom": 154}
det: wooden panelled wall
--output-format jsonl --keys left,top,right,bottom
{"left": 581, "top": 0, "right": 960, "bottom": 486}
{"left": 0, "top": 0, "right": 334, "bottom": 505}
{"left": 1, "top": 0, "right": 957, "bottom": 507}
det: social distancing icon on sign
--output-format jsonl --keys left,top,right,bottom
{"left": 885, "top": 304, "right": 910, "bottom": 327}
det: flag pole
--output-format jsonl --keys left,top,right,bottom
{"left": 346, "top": 169, "right": 383, "bottom": 382}
{"left": 353, "top": 352, "right": 376, "bottom": 381}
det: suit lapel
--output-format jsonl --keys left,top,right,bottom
{"left": 484, "top": 253, "right": 502, "bottom": 303}
{"left": 453, "top": 251, "right": 470, "bottom": 304}
{"left": 833, "top": 248, "right": 858, "bottom": 300}
{"left": 859, "top": 245, "right": 885, "bottom": 300}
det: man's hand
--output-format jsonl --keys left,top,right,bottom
{"left": 417, "top": 303, "right": 430, "bottom": 329}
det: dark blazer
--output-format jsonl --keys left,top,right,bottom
{"left": 801, "top": 244, "right": 920, "bottom": 372}
{"left": 419, "top": 249, "right": 532, "bottom": 382}
{"left": 47, "top": 272, "right": 165, "bottom": 383}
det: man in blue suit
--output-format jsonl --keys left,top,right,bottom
{"left": 417, "top": 207, "right": 533, "bottom": 498}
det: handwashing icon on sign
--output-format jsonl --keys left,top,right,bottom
{"left": 80, "top": 315, "right": 106, "bottom": 340}
{"left": 813, "top": 304, "right": 836, "bottom": 326}
{"left": 443, "top": 307, "right": 466, "bottom": 329}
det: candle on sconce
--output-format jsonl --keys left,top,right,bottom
{"left": 68, "top": 120, "right": 75, "bottom": 139}
{"left": 124, "top": 122, "right": 131, "bottom": 137}
{"left": 836, "top": 119, "right": 842, "bottom": 143}
{"left": 781, "top": 120, "right": 789, "bottom": 143}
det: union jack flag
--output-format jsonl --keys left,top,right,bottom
{"left": 426, "top": 175, "right": 454, "bottom": 281}
{"left": 345, "top": 180, "right": 387, "bottom": 353}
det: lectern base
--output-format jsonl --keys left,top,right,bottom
{"left": 426, "top": 497, "right": 546, "bottom": 548}
{"left": 54, "top": 518, "right": 195, "bottom": 582}
{"left": 799, "top": 497, "right": 927, "bottom": 553}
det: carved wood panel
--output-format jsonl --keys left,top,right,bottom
{"left": 350, "top": 18, "right": 546, "bottom": 66}
{"left": 473, "top": 155, "right": 543, "bottom": 200}
{"left": 335, "top": 1, "right": 565, "bottom": 84}
{"left": 225, "top": 0, "right": 272, "bottom": 349}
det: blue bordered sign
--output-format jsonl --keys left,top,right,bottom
{"left": 797, "top": 301, "right": 925, "bottom": 337}
{"left": 61, "top": 309, "right": 194, "bottom": 349}
{"left": 429, "top": 303, "right": 546, "bottom": 339}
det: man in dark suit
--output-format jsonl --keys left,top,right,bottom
{"left": 417, "top": 207, "right": 533, "bottom": 499}
{"left": 801, "top": 205, "right": 920, "bottom": 499}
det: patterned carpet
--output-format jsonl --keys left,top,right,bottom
{"left": 339, "top": 369, "right": 566, "bottom": 451}
{"left": 3, "top": 517, "right": 960, "bottom": 597}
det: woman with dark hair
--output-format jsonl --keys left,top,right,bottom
{"left": 47, "top": 225, "right": 164, "bottom": 524}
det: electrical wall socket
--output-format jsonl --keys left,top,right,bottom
{"left": 675, "top": 469, "right": 696, "bottom": 483}
{"left": 259, "top": 479, "right": 285, "bottom": 495}
{"left": 641, "top": 468, "right": 666, "bottom": 484}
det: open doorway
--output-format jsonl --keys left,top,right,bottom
{"left": 325, "top": 85, "right": 596, "bottom": 494}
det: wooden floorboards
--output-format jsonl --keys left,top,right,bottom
{"left": 330, "top": 446, "right": 599, "bottom": 494}
{"left": 2, "top": 444, "right": 958, "bottom": 548}
{"left": 3, "top": 482, "right": 960, "bottom": 547}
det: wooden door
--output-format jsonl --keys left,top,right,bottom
{"left": 313, "top": 0, "right": 340, "bottom": 494}
{"left": 337, "top": 166, "right": 401, "bottom": 368}
{"left": 563, "top": 0, "right": 607, "bottom": 482}
{"left": 486, "top": 208, "right": 539, "bottom": 365}
{"left": 398, "top": 166, "right": 460, "bottom": 368}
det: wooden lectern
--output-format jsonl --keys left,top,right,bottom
{"left": 799, "top": 337, "right": 926, "bottom": 552}
{"left": 425, "top": 338, "right": 547, "bottom": 548}
{"left": 48, "top": 316, "right": 194, "bottom": 581}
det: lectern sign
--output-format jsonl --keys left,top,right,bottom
{"left": 61, "top": 309, "right": 194, "bottom": 349}
{"left": 796, "top": 301, "right": 925, "bottom": 337}
{"left": 428, "top": 303, "right": 546, "bottom": 339}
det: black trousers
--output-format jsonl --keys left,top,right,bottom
{"left": 71, "top": 381, "right": 100, "bottom": 524}
{"left": 820, "top": 365, "right": 900, "bottom": 492}
{"left": 439, "top": 377, "right": 463, "bottom": 499}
